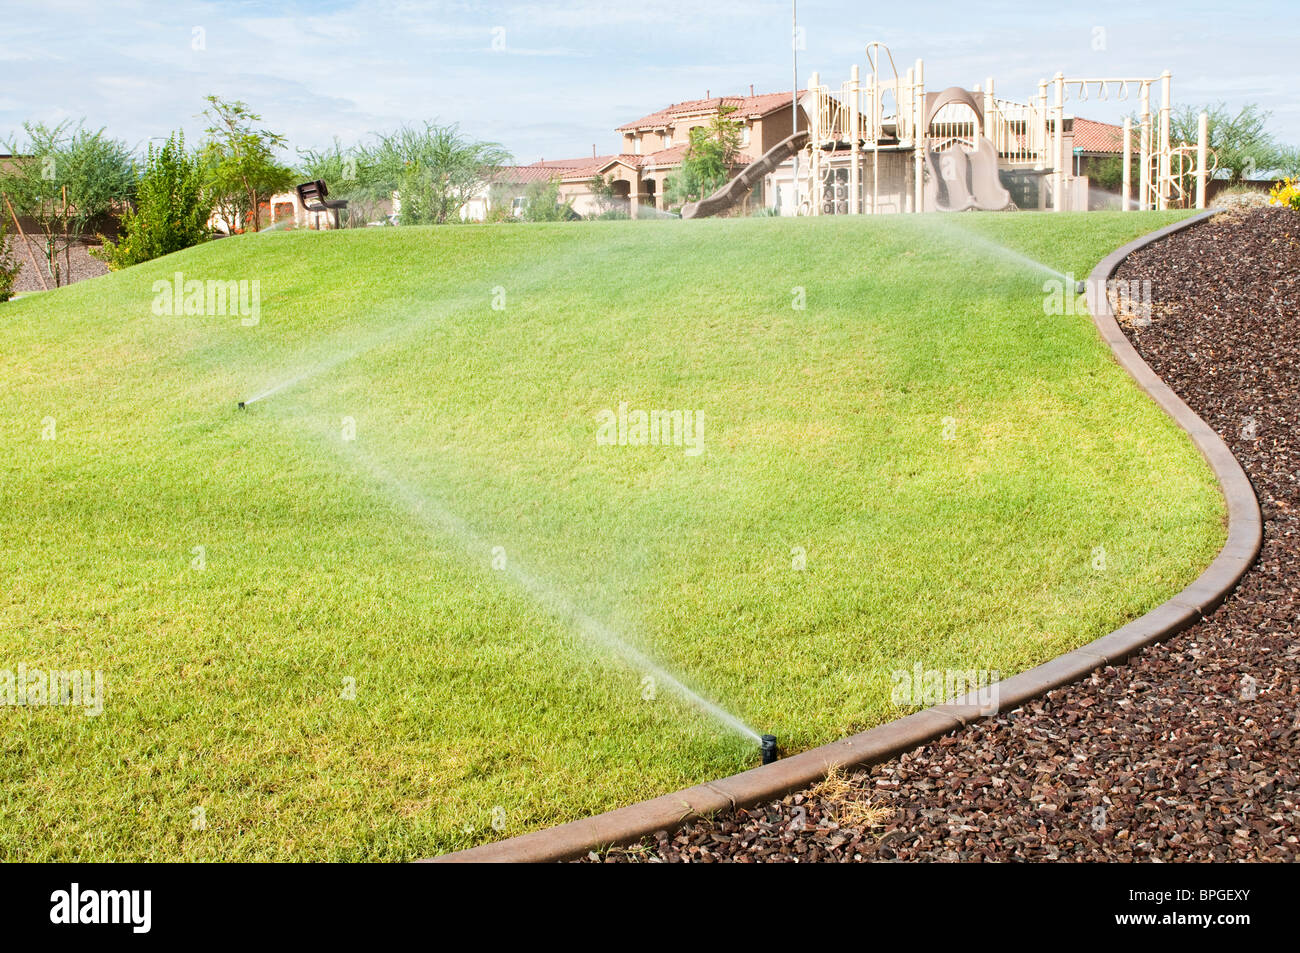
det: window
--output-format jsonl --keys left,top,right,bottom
{"left": 740, "top": 124, "right": 751, "bottom": 147}
{"left": 633, "top": 135, "right": 642, "bottom": 155}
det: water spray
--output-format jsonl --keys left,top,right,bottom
{"left": 761, "top": 734, "right": 779, "bottom": 765}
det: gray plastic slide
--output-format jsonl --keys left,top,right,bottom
{"left": 922, "top": 86, "right": 1014, "bottom": 212}
{"left": 680, "top": 130, "right": 810, "bottom": 219}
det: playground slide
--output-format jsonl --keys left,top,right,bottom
{"left": 922, "top": 87, "right": 1014, "bottom": 212}
{"left": 680, "top": 131, "right": 810, "bottom": 219}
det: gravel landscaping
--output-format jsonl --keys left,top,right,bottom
{"left": 586, "top": 206, "right": 1298, "bottom": 863}
{"left": 8, "top": 235, "right": 109, "bottom": 294}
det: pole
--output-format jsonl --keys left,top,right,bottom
{"left": 914, "top": 58, "right": 925, "bottom": 213}
{"left": 1053, "top": 72, "right": 1065, "bottom": 211}
{"left": 1122, "top": 117, "right": 1132, "bottom": 211}
{"left": 1158, "top": 70, "right": 1172, "bottom": 210}
{"left": 810, "top": 70, "right": 821, "bottom": 215}
{"left": 984, "top": 77, "right": 995, "bottom": 141}
{"left": 791, "top": 0, "right": 799, "bottom": 215}
{"left": 850, "top": 64, "right": 861, "bottom": 215}
{"left": 1196, "top": 110, "right": 1208, "bottom": 210}
{"left": 1139, "top": 81, "right": 1151, "bottom": 211}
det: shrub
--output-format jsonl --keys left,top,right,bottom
{"left": 95, "top": 132, "right": 211, "bottom": 270}
{"left": 0, "top": 120, "right": 135, "bottom": 286}
{"left": 0, "top": 217, "right": 19, "bottom": 301}
{"left": 1269, "top": 177, "right": 1300, "bottom": 211}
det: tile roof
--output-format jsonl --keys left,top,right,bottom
{"left": 617, "top": 90, "right": 804, "bottom": 131}
{"left": 1072, "top": 117, "right": 1125, "bottom": 154}
{"left": 495, "top": 155, "right": 629, "bottom": 183}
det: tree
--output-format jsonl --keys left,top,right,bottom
{"left": 200, "top": 96, "right": 294, "bottom": 232}
{"left": 665, "top": 106, "right": 743, "bottom": 209}
{"left": 359, "top": 122, "right": 511, "bottom": 225}
{"left": 95, "top": 131, "right": 211, "bottom": 270}
{"left": 1275, "top": 146, "right": 1300, "bottom": 180}
{"left": 297, "top": 138, "right": 374, "bottom": 226}
{"left": 520, "top": 177, "right": 574, "bottom": 222}
{"left": 1170, "top": 103, "right": 1284, "bottom": 186}
{"left": 0, "top": 215, "right": 19, "bottom": 302}
{"left": 0, "top": 121, "right": 135, "bottom": 286}
{"left": 587, "top": 174, "right": 628, "bottom": 218}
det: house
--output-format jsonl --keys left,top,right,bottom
{"left": 477, "top": 89, "right": 808, "bottom": 220}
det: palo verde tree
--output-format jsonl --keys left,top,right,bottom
{"left": 200, "top": 96, "right": 294, "bottom": 232}
{"left": 0, "top": 120, "right": 135, "bottom": 286}
{"left": 297, "top": 137, "right": 374, "bottom": 226}
{"left": 1170, "top": 103, "right": 1284, "bottom": 186}
{"left": 359, "top": 122, "right": 511, "bottom": 225}
{"left": 95, "top": 131, "right": 211, "bottom": 270}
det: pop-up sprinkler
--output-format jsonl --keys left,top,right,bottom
{"left": 761, "top": 734, "right": 778, "bottom": 765}
{"left": 237, "top": 401, "right": 247, "bottom": 410}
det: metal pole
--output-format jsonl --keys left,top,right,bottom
{"left": 1196, "top": 110, "right": 1209, "bottom": 210}
{"left": 810, "top": 70, "right": 821, "bottom": 215}
{"left": 1122, "top": 117, "right": 1132, "bottom": 211}
{"left": 850, "top": 64, "right": 860, "bottom": 215}
{"left": 1158, "top": 70, "right": 1172, "bottom": 210}
{"left": 984, "top": 77, "right": 995, "bottom": 141}
{"left": 914, "top": 58, "right": 925, "bottom": 213}
{"left": 1053, "top": 72, "right": 1065, "bottom": 212}
{"left": 791, "top": 0, "right": 799, "bottom": 214}
{"left": 1139, "top": 81, "right": 1151, "bottom": 211}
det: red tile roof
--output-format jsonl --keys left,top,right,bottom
{"left": 497, "top": 139, "right": 757, "bottom": 185}
{"left": 1072, "top": 117, "right": 1125, "bottom": 154}
{"left": 495, "top": 155, "right": 628, "bottom": 184}
{"left": 617, "top": 90, "right": 804, "bottom": 131}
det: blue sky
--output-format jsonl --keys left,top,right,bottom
{"left": 2, "top": 0, "right": 1297, "bottom": 162}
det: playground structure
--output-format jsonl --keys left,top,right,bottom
{"left": 686, "top": 42, "right": 1214, "bottom": 218}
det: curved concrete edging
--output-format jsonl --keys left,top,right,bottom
{"left": 428, "top": 210, "right": 1262, "bottom": 863}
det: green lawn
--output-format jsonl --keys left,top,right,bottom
{"left": 0, "top": 211, "right": 1222, "bottom": 860}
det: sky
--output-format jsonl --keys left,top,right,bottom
{"left": 2, "top": 0, "right": 1297, "bottom": 164}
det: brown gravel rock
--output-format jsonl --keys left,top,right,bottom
{"left": 9, "top": 235, "right": 109, "bottom": 294}
{"left": 585, "top": 207, "right": 1300, "bottom": 863}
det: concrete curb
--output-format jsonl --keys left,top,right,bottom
{"left": 428, "top": 210, "right": 1261, "bottom": 863}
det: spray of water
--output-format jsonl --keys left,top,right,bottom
{"left": 909, "top": 214, "right": 1072, "bottom": 282}
{"left": 239, "top": 227, "right": 649, "bottom": 408}
{"left": 306, "top": 427, "right": 762, "bottom": 743}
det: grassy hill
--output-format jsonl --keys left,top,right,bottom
{"left": 0, "top": 211, "right": 1222, "bottom": 860}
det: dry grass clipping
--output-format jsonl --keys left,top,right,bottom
{"left": 809, "top": 766, "right": 892, "bottom": 829}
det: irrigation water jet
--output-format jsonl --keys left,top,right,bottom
{"left": 912, "top": 215, "right": 1074, "bottom": 284}
{"left": 297, "top": 430, "right": 763, "bottom": 745}
{"left": 761, "top": 734, "right": 779, "bottom": 765}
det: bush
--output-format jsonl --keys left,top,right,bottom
{"left": 0, "top": 120, "right": 135, "bottom": 286}
{"left": 520, "top": 178, "right": 575, "bottom": 222}
{"left": 1269, "top": 177, "right": 1300, "bottom": 211}
{"left": 95, "top": 132, "right": 210, "bottom": 270}
{"left": 0, "top": 218, "right": 19, "bottom": 302}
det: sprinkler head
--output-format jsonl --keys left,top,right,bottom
{"left": 1075, "top": 280, "right": 1088, "bottom": 296}
{"left": 237, "top": 401, "right": 246, "bottom": 410}
{"left": 760, "top": 734, "right": 778, "bottom": 765}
